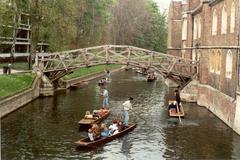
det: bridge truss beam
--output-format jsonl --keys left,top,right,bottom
{"left": 35, "top": 45, "right": 198, "bottom": 88}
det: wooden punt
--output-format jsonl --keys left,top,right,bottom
{"left": 168, "top": 103, "right": 184, "bottom": 118}
{"left": 78, "top": 109, "right": 110, "bottom": 126}
{"left": 75, "top": 123, "right": 137, "bottom": 149}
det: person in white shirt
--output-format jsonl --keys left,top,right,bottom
{"left": 122, "top": 97, "right": 133, "bottom": 127}
{"left": 88, "top": 129, "right": 94, "bottom": 141}
{"left": 108, "top": 120, "right": 118, "bottom": 135}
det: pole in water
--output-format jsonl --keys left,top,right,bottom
{"left": 176, "top": 103, "right": 183, "bottom": 125}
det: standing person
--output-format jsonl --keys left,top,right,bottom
{"left": 174, "top": 90, "right": 181, "bottom": 111}
{"left": 102, "top": 87, "right": 109, "bottom": 108}
{"left": 122, "top": 97, "right": 133, "bottom": 127}
{"left": 105, "top": 69, "right": 111, "bottom": 81}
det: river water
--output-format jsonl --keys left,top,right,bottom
{"left": 1, "top": 71, "right": 240, "bottom": 160}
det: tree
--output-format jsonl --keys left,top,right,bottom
{"left": 1, "top": 0, "right": 167, "bottom": 56}
{"left": 111, "top": 0, "right": 167, "bottom": 52}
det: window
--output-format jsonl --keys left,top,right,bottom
{"left": 230, "top": 0, "right": 235, "bottom": 33}
{"left": 182, "top": 18, "right": 187, "bottom": 40}
{"left": 212, "top": 9, "right": 218, "bottom": 35}
{"left": 210, "top": 50, "right": 215, "bottom": 73}
{"left": 221, "top": 3, "right": 227, "bottom": 34}
{"left": 226, "top": 50, "right": 233, "bottom": 78}
{"left": 193, "top": 17, "right": 198, "bottom": 39}
{"left": 209, "top": 50, "right": 222, "bottom": 74}
{"left": 198, "top": 17, "right": 201, "bottom": 38}
{"left": 216, "top": 50, "right": 221, "bottom": 74}
{"left": 192, "top": 49, "right": 196, "bottom": 61}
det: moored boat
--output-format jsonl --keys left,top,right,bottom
{"left": 75, "top": 123, "right": 137, "bottom": 149}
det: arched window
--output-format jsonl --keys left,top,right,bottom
{"left": 198, "top": 17, "right": 201, "bottom": 38}
{"left": 230, "top": 0, "right": 235, "bottom": 33}
{"left": 194, "top": 17, "right": 197, "bottom": 39}
{"left": 182, "top": 18, "right": 187, "bottom": 40}
{"left": 210, "top": 50, "right": 215, "bottom": 73}
{"left": 212, "top": 9, "right": 218, "bottom": 35}
{"left": 221, "top": 3, "right": 227, "bottom": 34}
{"left": 216, "top": 50, "right": 221, "bottom": 74}
{"left": 226, "top": 50, "right": 233, "bottom": 78}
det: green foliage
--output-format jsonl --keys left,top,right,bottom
{"left": 0, "top": 62, "right": 30, "bottom": 70}
{"left": 0, "top": 0, "right": 167, "bottom": 53}
{"left": 0, "top": 1, "right": 14, "bottom": 37}
{"left": 0, "top": 73, "right": 35, "bottom": 99}
{"left": 63, "top": 64, "right": 120, "bottom": 80}
{"left": 37, "top": 0, "right": 116, "bottom": 51}
{"left": 135, "top": 0, "right": 167, "bottom": 52}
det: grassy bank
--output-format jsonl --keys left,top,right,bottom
{"left": 0, "top": 62, "right": 30, "bottom": 70}
{"left": 0, "top": 73, "right": 35, "bottom": 100}
{"left": 63, "top": 64, "right": 121, "bottom": 80}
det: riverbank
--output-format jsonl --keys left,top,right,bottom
{"left": 0, "top": 73, "right": 35, "bottom": 100}
{"left": 0, "top": 64, "right": 122, "bottom": 118}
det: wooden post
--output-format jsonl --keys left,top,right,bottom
{"left": 105, "top": 46, "right": 109, "bottom": 64}
{"left": 127, "top": 47, "right": 131, "bottom": 65}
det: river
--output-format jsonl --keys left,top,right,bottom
{"left": 1, "top": 71, "right": 240, "bottom": 160}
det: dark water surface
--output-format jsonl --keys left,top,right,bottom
{"left": 1, "top": 71, "right": 240, "bottom": 160}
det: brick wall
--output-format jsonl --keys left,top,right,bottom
{"left": 167, "top": 1, "right": 182, "bottom": 55}
{"left": 189, "top": 0, "right": 201, "bottom": 10}
{"left": 198, "top": 84, "right": 236, "bottom": 128}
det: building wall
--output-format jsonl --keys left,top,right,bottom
{"left": 189, "top": 0, "right": 201, "bottom": 10}
{"left": 167, "top": 0, "right": 240, "bottom": 135}
{"left": 167, "top": 1, "right": 183, "bottom": 56}
{"left": 198, "top": 84, "right": 236, "bottom": 127}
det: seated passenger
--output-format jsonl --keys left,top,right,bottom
{"left": 98, "top": 108, "right": 108, "bottom": 117}
{"left": 91, "top": 123, "right": 100, "bottom": 139}
{"left": 117, "top": 121, "right": 125, "bottom": 132}
{"left": 108, "top": 120, "right": 118, "bottom": 135}
{"left": 84, "top": 111, "right": 94, "bottom": 119}
{"left": 98, "top": 80, "right": 102, "bottom": 86}
{"left": 93, "top": 111, "right": 100, "bottom": 118}
{"left": 100, "top": 123, "right": 110, "bottom": 137}
{"left": 168, "top": 101, "right": 177, "bottom": 111}
{"left": 88, "top": 129, "right": 94, "bottom": 141}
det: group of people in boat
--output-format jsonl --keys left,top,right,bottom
{"left": 88, "top": 120, "right": 125, "bottom": 141}
{"left": 82, "top": 68, "right": 135, "bottom": 142}
{"left": 84, "top": 96, "right": 134, "bottom": 142}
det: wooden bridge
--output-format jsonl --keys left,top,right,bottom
{"left": 35, "top": 45, "right": 198, "bottom": 88}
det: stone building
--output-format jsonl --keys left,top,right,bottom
{"left": 167, "top": 0, "right": 240, "bottom": 135}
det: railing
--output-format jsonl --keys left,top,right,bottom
{"left": 35, "top": 45, "right": 198, "bottom": 83}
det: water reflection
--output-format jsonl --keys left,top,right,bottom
{"left": 121, "top": 135, "right": 132, "bottom": 156}
{"left": 1, "top": 71, "right": 240, "bottom": 159}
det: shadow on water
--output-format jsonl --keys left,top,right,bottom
{"left": 1, "top": 71, "right": 240, "bottom": 159}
